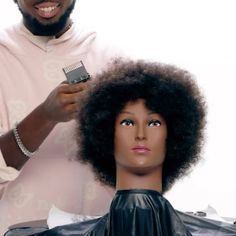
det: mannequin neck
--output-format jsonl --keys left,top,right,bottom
{"left": 115, "top": 166, "right": 163, "bottom": 192}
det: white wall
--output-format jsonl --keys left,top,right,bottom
{"left": 2, "top": 0, "right": 236, "bottom": 217}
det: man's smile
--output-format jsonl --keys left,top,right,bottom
{"left": 34, "top": 1, "right": 60, "bottom": 19}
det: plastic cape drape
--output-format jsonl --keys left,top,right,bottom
{"left": 4, "top": 189, "right": 236, "bottom": 236}
{"left": 5, "top": 189, "right": 191, "bottom": 236}
{"left": 178, "top": 210, "right": 236, "bottom": 235}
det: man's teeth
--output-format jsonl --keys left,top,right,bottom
{"left": 39, "top": 6, "right": 57, "bottom": 12}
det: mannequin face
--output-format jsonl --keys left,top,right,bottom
{"left": 15, "top": 0, "right": 76, "bottom": 36}
{"left": 114, "top": 99, "right": 167, "bottom": 175}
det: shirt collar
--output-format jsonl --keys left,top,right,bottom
{"left": 18, "top": 21, "right": 75, "bottom": 51}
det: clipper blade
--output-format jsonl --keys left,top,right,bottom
{"left": 63, "top": 61, "right": 90, "bottom": 84}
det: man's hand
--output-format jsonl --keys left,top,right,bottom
{"left": 42, "top": 81, "right": 88, "bottom": 123}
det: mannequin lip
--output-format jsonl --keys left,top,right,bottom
{"left": 132, "top": 145, "right": 150, "bottom": 154}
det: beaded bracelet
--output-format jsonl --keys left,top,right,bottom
{"left": 13, "top": 123, "right": 38, "bottom": 158}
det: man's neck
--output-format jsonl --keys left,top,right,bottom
{"left": 55, "top": 19, "right": 73, "bottom": 38}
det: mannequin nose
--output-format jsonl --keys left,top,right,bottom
{"left": 135, "top": 125, "right": 146, "bottom": 140}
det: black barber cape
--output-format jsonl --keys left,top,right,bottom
{"left": 6, "top": 189, "right": 191, "bottom": 236}
{"left": 5, "top": 189, "right": 236, "bottom": 236}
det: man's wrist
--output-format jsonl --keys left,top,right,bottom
{"left": 13, "top": 123, "right": 38, "bottom": 158}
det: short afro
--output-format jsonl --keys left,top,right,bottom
{"left": 77, "top": 58, "right": 206, "bottom": 193}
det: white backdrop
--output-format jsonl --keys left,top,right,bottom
{"left": 1, "top": 0, "right": 236, "bottom": 218}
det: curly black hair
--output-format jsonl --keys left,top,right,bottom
{"left": 77, "top": 58, "right": 206, "bottom": 193}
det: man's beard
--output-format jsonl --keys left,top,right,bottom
{"left": 19, "top": 0, "right": 76, "bottom": 36}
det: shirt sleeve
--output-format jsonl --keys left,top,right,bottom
{"left": 0, "top": 86, "right": 19, "bottom": 183}
{"left": 0, "top": 151, "right": 19, "bottom": 183}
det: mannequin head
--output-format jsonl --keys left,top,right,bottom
{"left": 77, "top": 59, "right": 206, "bottom": 193}
{"left": 114, "top": 99, "right": 167, "bottom": 191}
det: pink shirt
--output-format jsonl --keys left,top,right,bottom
{"left": 0, "top": 22, "right": 117, "bottom": 233}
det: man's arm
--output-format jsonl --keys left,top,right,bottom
{"left": 0, "top": 82, "right": 87, "bottom": 170}
{"left": 0, "top": 103, "right": 56, "bottom": 169}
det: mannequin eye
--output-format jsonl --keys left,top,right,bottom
{"left": 148, "top": 120, "right": 161, "bottom": 127}
{"left": 120, "top": 119, "right": 134, "bottom": 126}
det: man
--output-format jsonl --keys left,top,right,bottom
{"left": 0, "top": 0, "right": 116, "bottom": 234}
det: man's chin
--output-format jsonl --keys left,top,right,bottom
{"left": 29, "top": 20, "right": 67, "bottom": 36}
{"left": 21, "top": 0, "right": 75, "bottom": 36}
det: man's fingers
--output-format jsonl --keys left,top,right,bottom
{"left": 58, "top": 81, "right": 88, "bottom": 94}
{"left": 60, "top": 86, "right": 90, "bottom": 104}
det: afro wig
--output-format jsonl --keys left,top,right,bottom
{"left": 77, "top": 58, "right": 206, "bottom": 193}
